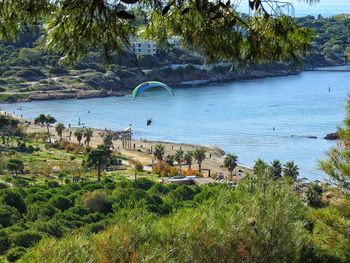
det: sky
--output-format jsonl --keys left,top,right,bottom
{"left": 237, "top": 0, "right": 350, "bottom": 17}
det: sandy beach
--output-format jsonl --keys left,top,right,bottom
{"left": 2, "top": 111, "right": 252, "bottom": 180}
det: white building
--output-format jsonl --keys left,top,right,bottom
{"left": 132, "top": 40, "right": 157, "bottom": 56}
{"left": 131, "top": 36, "right": 182, "bottom": 56}
{"left": 168, "top": 36, "right": 181, "bottom": 48}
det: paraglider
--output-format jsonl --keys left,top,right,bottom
{"left": 132, "top": 81, "right": 174, "bottom": 98}
{"left": 146, "top": 118, "right": 152, "bottom": 126}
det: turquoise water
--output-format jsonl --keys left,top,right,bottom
{"left": 2, "top": 67, "right": 350, "bottom": 180}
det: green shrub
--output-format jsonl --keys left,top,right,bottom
{"left": 0, "top": 189, "right": 27, "bottom": 214}
{"left": 35, "top": 220, "right": 65, "bottom": 238}
{"left": 47, "top": 180, "right": 60, "bottom": 188}
{"left": 86, "top": 221, "right": 106, "bottom": 233}
{"left": 148, "top": 183, "right": 170, "bottom": 195}
{"left": 16, "top": 69, "right": 46, "bottom": 81}
{"left": 133, "top": 178, "right": 154, "bottom": 191}
{"left": 12, "top": 231, "right": 42, "bottom": 248}
{"left": 12, "top": 178, "right": 29, "bottom": 187}
{"left": 170, "top": 185, "right": 196, "bottom": 201}
{"left": 6, "top": 158, "right": 24, "bottom": 176}
{"left": 305, "top": 183, "right": 324, "bottom": 207}
{"left": 27, "top": 202, "right": 58, "bottom": 221}
{"left": 48, "top": 67, "right": 69, "bottom": 76}
{"left": 0, "top": 205, "right": 21, "bottom": 227}
{"left": 65, "top": 205, "right": 90, "bottom": 217}
{"left": 81, "top": 190, "right": 112, "bottom": 214}
{"left": 0, "top": 182, "right": 8, "bottom": 189}
{"left": 82, "top": 212, "right": 104, "bottom": 224}
{"left": 0, "top": 231, "right": 11, "bottom": 254}
{"left": 25, "top": 191, "right": 51, "bottom": 203}
{"left": 6, "top": 246, "right": 27, "bottom": 262}
{"left": 49, "top": 195, "right": 72, "bottom": 211}
{"left": 1, "top": 69, "right": 16, "bottom": 77}
{"left": 0, "top": 93, "right": 29, "bottom": 102}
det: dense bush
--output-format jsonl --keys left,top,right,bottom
{"left": 35, "top": 220, "right": 65, "bottom": 238}
{"left": 133, "top": 178, "right": 154, "bottom": 191}
{"left": 81, "top": 190, "right": 112, "bottom": 214}
{"left": 0, "top": 189, "right": 27, "bottom": 214}
{"left": 16, "top": 69, "right": 46, "bottom": 81}
{"left": 18, "top": 175, "right": 311, "bottom": 263}
{"left": 6, "top": 246, "right": 27, "bottom": 262}
{"left": 12, "top": 231, "right": 42, "bottom": 248}
{"left": 49, "top": 195, "right": 72, "bottom": 211}
{"left": 0, "top": 205, "right": 21, "bottom": 227}
{"left": 27, "top": 202, "right": 58, "bottom": 220}
{"left": 48, "top": 67, "right": 69, "bottom": 76}
{"left": 25, "top": 191, "right": 51, "bottom": 203}
{"left": 0, "top": 232, "right": 11, "bottom": 254}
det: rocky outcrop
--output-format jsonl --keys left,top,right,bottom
{"left": 324, "top": 132, "right": 339, "bottom": 140}
{"left": 291, "top": 135, "right": 317, "bottom": 139}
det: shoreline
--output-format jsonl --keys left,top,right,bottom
{"left": 1, "top": 111, "right": 253, "bottom": 180}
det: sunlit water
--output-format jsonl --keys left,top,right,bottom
{"left": 2, "top": 66, "right": 350, "bottom": 181}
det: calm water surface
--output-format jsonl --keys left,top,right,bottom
{"left": 2, "top": 67, "right": 350, "bottom": 180}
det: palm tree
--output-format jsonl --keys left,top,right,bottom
{"left": 85, "top": 144, "right": 111, "bottom": 181}
{"left": 174, "top": 148, "right": 184, "bottom": 175}
{"left": 193, "top": 147, "right": 206, "bottom": 173}
{"left": 224, "top": 153, "right": 238, "bottom": 180}
{"left": 102, "top": 133, "right": 113, "bottom": 149}
{"left": 55, "top": 123, "right": 65, "bottom": 141}
{"left": 153, "top": 144, "right": 165, "bottom": 163}
{"left": 34, "top": 114, "right": 56, "bottom": 143}
{"left": 74, "top": 128, "right": 84, "bottom": 145}
{"left": 184, "top": 151, "right": 193, "bottom": 169}
{"left": 270, "top": 160, "right": 282, "bottom": 179}
{"left": 283, "top": 161, "right": 299, "bottom": 180}
{"left": 164, "top": 154, "right": 175, "bottom": 166}
{"left": 253, "top": 158, "right": 268, "bottom": 176}
{"left": 83, "top": 128, "right": 93, "bottom": 146}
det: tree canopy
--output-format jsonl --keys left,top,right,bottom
{"left": 0, "top": 0, "right": 317, "bottom": 64}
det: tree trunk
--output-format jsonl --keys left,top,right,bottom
{"left": 47, "top": 125, "right": 51, "bottom": 143}
{"left": 179, "top": 161, "right": 182, "bottom": 175}
{"left": 97, "top": 165, "right": 101, "bottom": 181}
{"left": 189, "top": 162, "right": 191, "bottom": 170}
{"left": 198, "top": 162, "right": 202, "bottom": 173}
{"left": 229, "top": 169, "right": 233, "bottom": 181}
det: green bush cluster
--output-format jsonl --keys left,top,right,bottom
{"left": 0, "top": 176, "right": 221, "bottom": 261}
{"left": 13, "top": 175, "right": 329, "bottom": 263}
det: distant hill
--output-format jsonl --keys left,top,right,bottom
{"left": 0, "top": 15, "right": 349, "bottom": 103}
